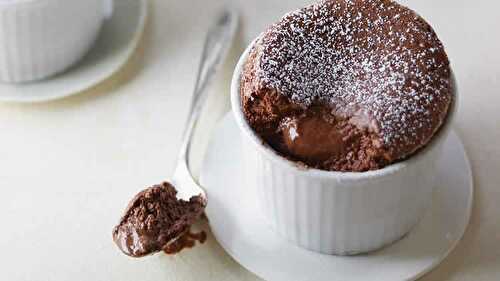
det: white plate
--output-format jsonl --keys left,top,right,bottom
{"left": 200, "top": 113, "right": 473, "bottom": 281}
{"left": 0, "top": 0, "right": 147, "bottom": 103}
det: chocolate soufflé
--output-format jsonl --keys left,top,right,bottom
{"left": 240, "top": 0, "right": 453, "bottom": 172}
{"left": 112, "top": 182, "right": 205, "bottom": 258}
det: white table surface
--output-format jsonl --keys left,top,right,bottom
{"left": 0, "top": 0, "right": 498, "bottom": 280}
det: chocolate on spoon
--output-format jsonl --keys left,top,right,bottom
{"left": 111, "top": 9, "right": 238, "bottom": 258}
{"left": 112, "top": 182, "right": 206, "bottom": 257}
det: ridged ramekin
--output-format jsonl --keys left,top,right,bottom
{"left": 231, "top": 41, "right": 457, "bottom": 255}
{"left": 0, "top": 0, "right": 112, "bottom": 83}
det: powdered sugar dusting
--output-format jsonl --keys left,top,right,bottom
{"left": 254, "top": 0, "right": 452, "bottom": 153}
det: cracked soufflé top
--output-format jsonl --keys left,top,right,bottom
{"left": 240, "top": 0, "right": 453, "bottom": 172}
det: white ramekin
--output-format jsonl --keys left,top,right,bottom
{"left": 0, "top": 0, "right": 112, "bottom": 83}
{"left": 231, "top": 41, "right": 457, "bottom": 255}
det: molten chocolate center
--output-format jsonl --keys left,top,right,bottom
{"left": 281, "top": 115, "right": 344, "bottom": 162}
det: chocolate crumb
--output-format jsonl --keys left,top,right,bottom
{"left": 163, "top": 230, "right": 207, "bottom": 255}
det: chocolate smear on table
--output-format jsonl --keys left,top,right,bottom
{"left": 112, "top": 182, "right": 206, "bottom": 258}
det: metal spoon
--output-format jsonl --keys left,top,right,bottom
{"left": 113, "top": 8, "right": 239, "bottom": 257}
{"left": 172, "top": 7, "right": 238, "bottom": 202}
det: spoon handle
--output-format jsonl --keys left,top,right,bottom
{"left": 177, "top": 8, "right": 239, "bottom": 173}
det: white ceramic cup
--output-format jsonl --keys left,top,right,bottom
{"left": 0, "top": 0, "right": 113, "bottom": 83}
{"left": 231, "top": 40, "right": 457, "bottom": 255}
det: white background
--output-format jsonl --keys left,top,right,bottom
{"left": 0, "top": 0, "right": 498, "bottom": 280}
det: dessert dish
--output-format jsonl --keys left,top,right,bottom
{"left": 112, "top": 182, "right": 205, "bottom": 258}
{"left": 0, "top": 0, "right": 112, "bottom": 83}
{"left": 0, "top": 0, "right": 146, "bottom": 103}
{"left": 232, "top": 0, "right": 457, "bottom": 255}
{"left": 240, "top": 0, "right": 453, "bottom": 171}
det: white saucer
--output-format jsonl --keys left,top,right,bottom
{"left": 200, "top": 113, "right": 473, "bottom": 281}
{"left": 0, "top": 0, "right": 147, "bottom": 103}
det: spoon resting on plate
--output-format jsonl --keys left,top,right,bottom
{"left": 112, "top": 8, "right": 238, "bottom": 258}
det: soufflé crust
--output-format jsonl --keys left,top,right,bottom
{"left": 240, "top": 0, "right": 453, "bottom": 172}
